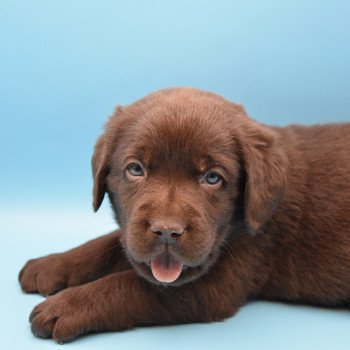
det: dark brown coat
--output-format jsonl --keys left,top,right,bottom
{"left": 19, "top": 88, "right": 350, "bottom": 343}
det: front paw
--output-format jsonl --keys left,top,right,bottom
{"left": 30, "top": 286, "right": 100, "bottom": 343}
{"left": 19, "top": 254, "right": 70, "bottom": 296}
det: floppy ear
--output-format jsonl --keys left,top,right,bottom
{"left": 239, "top": 122, "right": 288, "bottom": 234}
{"left": 91, "top": 106, "right": 127, "bottom": 212}
{"left": 92, "top": 134, "right": 109, "bottom": 212}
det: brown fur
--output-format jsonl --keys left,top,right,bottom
{"left": 19, "top": 88, "right": 350, "bottom": 343}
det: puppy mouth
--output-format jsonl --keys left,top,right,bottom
{"left": 149, "top": 253, "right": 184, "bottom": 283}
{"left": 128, "top": 248, "right": 212, "bottom": 285}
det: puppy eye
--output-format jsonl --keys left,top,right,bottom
{"left": 127, "top": 163, "right": 144, "bottom": 177}
{"left": 204, "top": 172, "right": 221, "bottom": 185}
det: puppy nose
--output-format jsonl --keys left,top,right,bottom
{"left": 150, "top": 220, "right": 184, "bottom": 244}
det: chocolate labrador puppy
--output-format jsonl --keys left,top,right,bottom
{"left": 19, "top": 88, "right": 350, "bottom": 343}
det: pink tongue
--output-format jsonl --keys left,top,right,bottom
{"left": 151, "top": 254, "right": 183, "bottom": 283}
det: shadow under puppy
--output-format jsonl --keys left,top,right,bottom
{"left": 19, "top": 88, "right": 350, "bottom": 343}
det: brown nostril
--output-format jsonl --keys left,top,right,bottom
{"left": 153, "top": 230, "right": 162, "bottom": 237}
{"left": 171, "top": 231, "right": 182, "bottom": 239}
{"left": 151, "top": 227, "right": 184, "bottom": 237}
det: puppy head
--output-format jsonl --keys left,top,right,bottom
{"left": 92, "top": 88, "right": 287, "bottom": 285}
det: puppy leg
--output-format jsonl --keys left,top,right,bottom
{"left": 19, "top": 230, "right": 130, "bottom": 296}
{"left": 29, "top": 253, "right": 252, "bottom": 343}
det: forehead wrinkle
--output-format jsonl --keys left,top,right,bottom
{"left": 116, "top": 98, "right": 239, "bottom": 172}
{"left": 123, "top": 135, "right": 238, "bottom": 181}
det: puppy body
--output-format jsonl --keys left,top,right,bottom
{"left": 19, "top": 88, "right": 350, "bottom": 342}
{"left": 259, "top": 124, "right": 350, "bottom": 304}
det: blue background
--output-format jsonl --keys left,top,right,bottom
{"left": 1, "top": 0, "right": 349, "bottom": 349}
